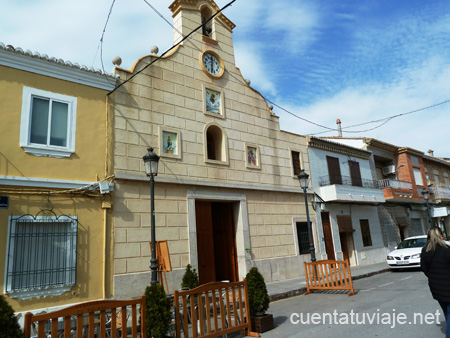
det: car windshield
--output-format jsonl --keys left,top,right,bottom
{"left": 397, "top": 238, "right": 427, "bottom": 249}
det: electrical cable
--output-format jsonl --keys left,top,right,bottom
{"left": 107, "top": 0, "right": 236, "bottom": 96}
{"left": 268, "top": 96, "right": 450, "bottom": 136}
{"left": 94, "top": 0, "right": 117, "bottom": 85}
{"left": 100, "top": 0, "right": 450, "bottom": 137}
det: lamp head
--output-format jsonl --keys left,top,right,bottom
{"left": 298, "top": 169, "right": 309, "bottom": 189}
{"left": 143, "top": 147, "right": 160, "bottom": 176}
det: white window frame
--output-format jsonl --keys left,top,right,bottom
{"left": 20, "top": 86, "right": 77, "bottom": 158}
{"left": 4, "top": 215, "right": 78, "bottom": 300}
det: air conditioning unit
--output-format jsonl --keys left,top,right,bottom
{"left": 382, "top": 165, "right": 396, "bottom": 175}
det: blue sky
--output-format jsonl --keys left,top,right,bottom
{"left": 2, "top": 0, "right": 450, "bottom": 156}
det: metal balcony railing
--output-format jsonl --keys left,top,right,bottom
{"left": 434, "top": 186, "right": 450, "bottom": 200}
{"left": 377, "top": 179, "right": 412, "bottom": 190}
{"left": 319, "top": 175, "right": 380, "bottom": 188}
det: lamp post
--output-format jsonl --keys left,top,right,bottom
{"left": 143, "top": 147, "right": 160, "bottom": 285}
{"left": 422, "top": 189, "right": 433, "bottom": 228}
{"left": 298, "top": 169, "right": 316, "bottom": 262}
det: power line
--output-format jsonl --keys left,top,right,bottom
{"left": 141, "top": 0, "right": 174, "bottom": 29}
{"left": 96, "top": 0, "right": 117, "bottom": 85}
{"left": 107, "top": 0, "right": 236, "bottom": 96}
{"left": 269, "top": 97, "right": 450, "bottom": 136}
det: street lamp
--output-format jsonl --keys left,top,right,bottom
{"left": 422, "top": 189, "right": 433, "bottom": 228}
{"left": 143, "top": 147, "right": 160, "bottom": 285}
{"left": 298, "top": 169, "right": 316, "bottom": 262}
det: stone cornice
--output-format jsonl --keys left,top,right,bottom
{"left": 114, "top": 172, "right": 313, "bottom": 195}
{"left": 397, "top": 146, "right": 424, "bottom": 157}
{"left": 362, "top": 138, "right": 398, "bottom": 153}
{"left": 308, "top": 137, "right": 372, "bottom": 160}
{"left": 423, "top": 154, "right": 450, "bottom": 168}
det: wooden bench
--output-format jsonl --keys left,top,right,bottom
{"left": 173, "top": 280, "right": 259, "bottom": 338}
{"left": 23, "top": 296, "right": 147, "bottom": 338}
{"left": 304, "top": 259, "right": 357, "bottom": 296}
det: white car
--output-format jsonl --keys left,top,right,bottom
{"left": 386, "top": 235, "right": 427, "bottom": 269}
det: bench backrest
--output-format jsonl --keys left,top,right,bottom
{"left": 23, "top": 296, "right": 147, "bottom": 338}
{"left": 173, "top": 280, "right": 259, "bottom": 338}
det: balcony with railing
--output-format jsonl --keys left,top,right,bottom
{"left": 378, "top": 179, "right": 412, "bottom": 190}
{"left": 318, "top": 175, "right": 385, "bottom": 204}
{"left": 434, "top": 186, "right": 450, "bottom": 201}
{"left": 378, "top": 178, "right": 414, "bottom": 201}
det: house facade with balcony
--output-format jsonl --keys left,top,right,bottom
{"left": 0, "top": 43, "right": 116, "bottom": 320}
{"left": 423, "top": 153, "right": 450, "bottom": 236}
{"left": 307, "top": 137, "right": 386, "bottom": 266}
{"left": 323, "top": 137, "right": 430, "bottom": 250}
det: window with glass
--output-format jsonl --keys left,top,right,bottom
{"left": 291, "top": 151, "right": 301, "bottom": 176}
{"left": 5, "top": 215, "right": 77, "bottom": 298}
{"left": 359, "top": 219, "right": 372, "bottom": 247}
{"left": 296, "top": 222, "right": 313, "bottom": 254}
{"left": 20, "top": 87, "right": 77, "bottom": 158}
{"left": 413, "top": 167, "right": 423, "bottom": 186}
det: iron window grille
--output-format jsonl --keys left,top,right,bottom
{"left": 296, "top": 222, "right": 313, "bottom": 255}
{"left": 5, "top": 210, "right": 77, "bottom": 296}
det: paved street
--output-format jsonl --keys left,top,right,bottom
{"left": 260, "top": 269, "right": 447, "bottom": 337}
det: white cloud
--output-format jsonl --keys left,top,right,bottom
{"left": 233, "top": 42, "right": 277, "bottom": 96}
{"left": 277, "top": 55, "right": 450, "bottom": 156}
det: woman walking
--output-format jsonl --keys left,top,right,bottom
{"left": 421, "top": 227, "right": 450, "bottom": 337}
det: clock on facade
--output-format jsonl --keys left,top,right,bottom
{"left": 199, "top": 50, "right": 224, "bottom": 78}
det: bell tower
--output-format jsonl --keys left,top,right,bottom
{"left": 169, "top": 0, "right": 236, "bottom": 47}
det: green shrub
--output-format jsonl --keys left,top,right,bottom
{"left": 145, "top": 283, "right": 171, "bottom": 338}
{"left": 245, "top": 267, "right": 270, "bottom": 316}
{"left": 0, "top": 294, "right": 22, "bottom": 338}
{"left": 181, "top": 264, "right": 199, "bottom": 290}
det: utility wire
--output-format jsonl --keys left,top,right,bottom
{"left": 102, "top": 0, "right": 448, "bottom": 137}
{"left": 141, "top": 0, "right": 174, "bottom": 29}
{"left": 96, "top": 0, "right": 117, "bottom": 85}
{"left": 107, "top": 0, "right": 236, "bottom": 96}
{"left": 268, "top": 96, "right": 450, "bottom": 136}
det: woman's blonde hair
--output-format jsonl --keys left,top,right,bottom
{"left": 425, "top": 227, "right": 448, "bottom": 252}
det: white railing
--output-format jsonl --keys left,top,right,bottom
{"left": 378, "top": 179, "right": 412, "bottom": 190}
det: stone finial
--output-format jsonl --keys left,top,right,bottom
{"left": 245, "top": 79, "right": 251, "bottom": 85}
{"left": 268, "top": 104, "right": 273, "bottom": 111}
{"left": 150, "top": 45, "right": 159, "bottom": 55}
{"left": 112, "top": 56, "right": 122, "bottom": 66}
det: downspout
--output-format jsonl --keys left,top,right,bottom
{"left": 103, "top": 208, "right": 107, "bottom": 300}
{"left": 103, "top": 94, "right": 113, "bottom": 299}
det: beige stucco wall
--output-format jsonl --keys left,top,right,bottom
{"left": 111, "top": 1, "right": 313, "bottom": 298}
{"left": 112, "top": 179, "right": 313, "bottom": 298}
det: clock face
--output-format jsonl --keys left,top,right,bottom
{"left": 202, "top": 52, "right": 222, "bottom": 76}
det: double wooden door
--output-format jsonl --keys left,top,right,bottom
{"left": 195, "top": 201, "right": 238, "bottom": 285}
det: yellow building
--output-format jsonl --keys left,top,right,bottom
{"left": 0, "top": 43, "right": 116, "bottom": 319}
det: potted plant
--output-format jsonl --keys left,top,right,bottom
{"left": 245, "top": 267, "right": 274, "bottom": 333}
{"left": 0, "top": 295, "right": 22, "bottom": 338}
{"left": 145, "top": 283, "right": 172, "bottom": 338}
{"left": 181, "top": 264, "right": 199, "bottom": 290}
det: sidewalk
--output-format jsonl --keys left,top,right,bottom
{"left": 266, "top": 262, "right": 390, "bottom": 301}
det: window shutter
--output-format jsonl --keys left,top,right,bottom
{"left": 349, "top": 160, "right": 362, "bottom": 187}
{"left": 326, "top": 156, "right": 342, "bottom": 185}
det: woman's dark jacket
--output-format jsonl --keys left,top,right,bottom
{"left": 421, "top": 244, "right": 450, "bottom": 303}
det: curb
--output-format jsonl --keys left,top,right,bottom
{"left": 269, "top": 268, "right": 391, "bottom": 302}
